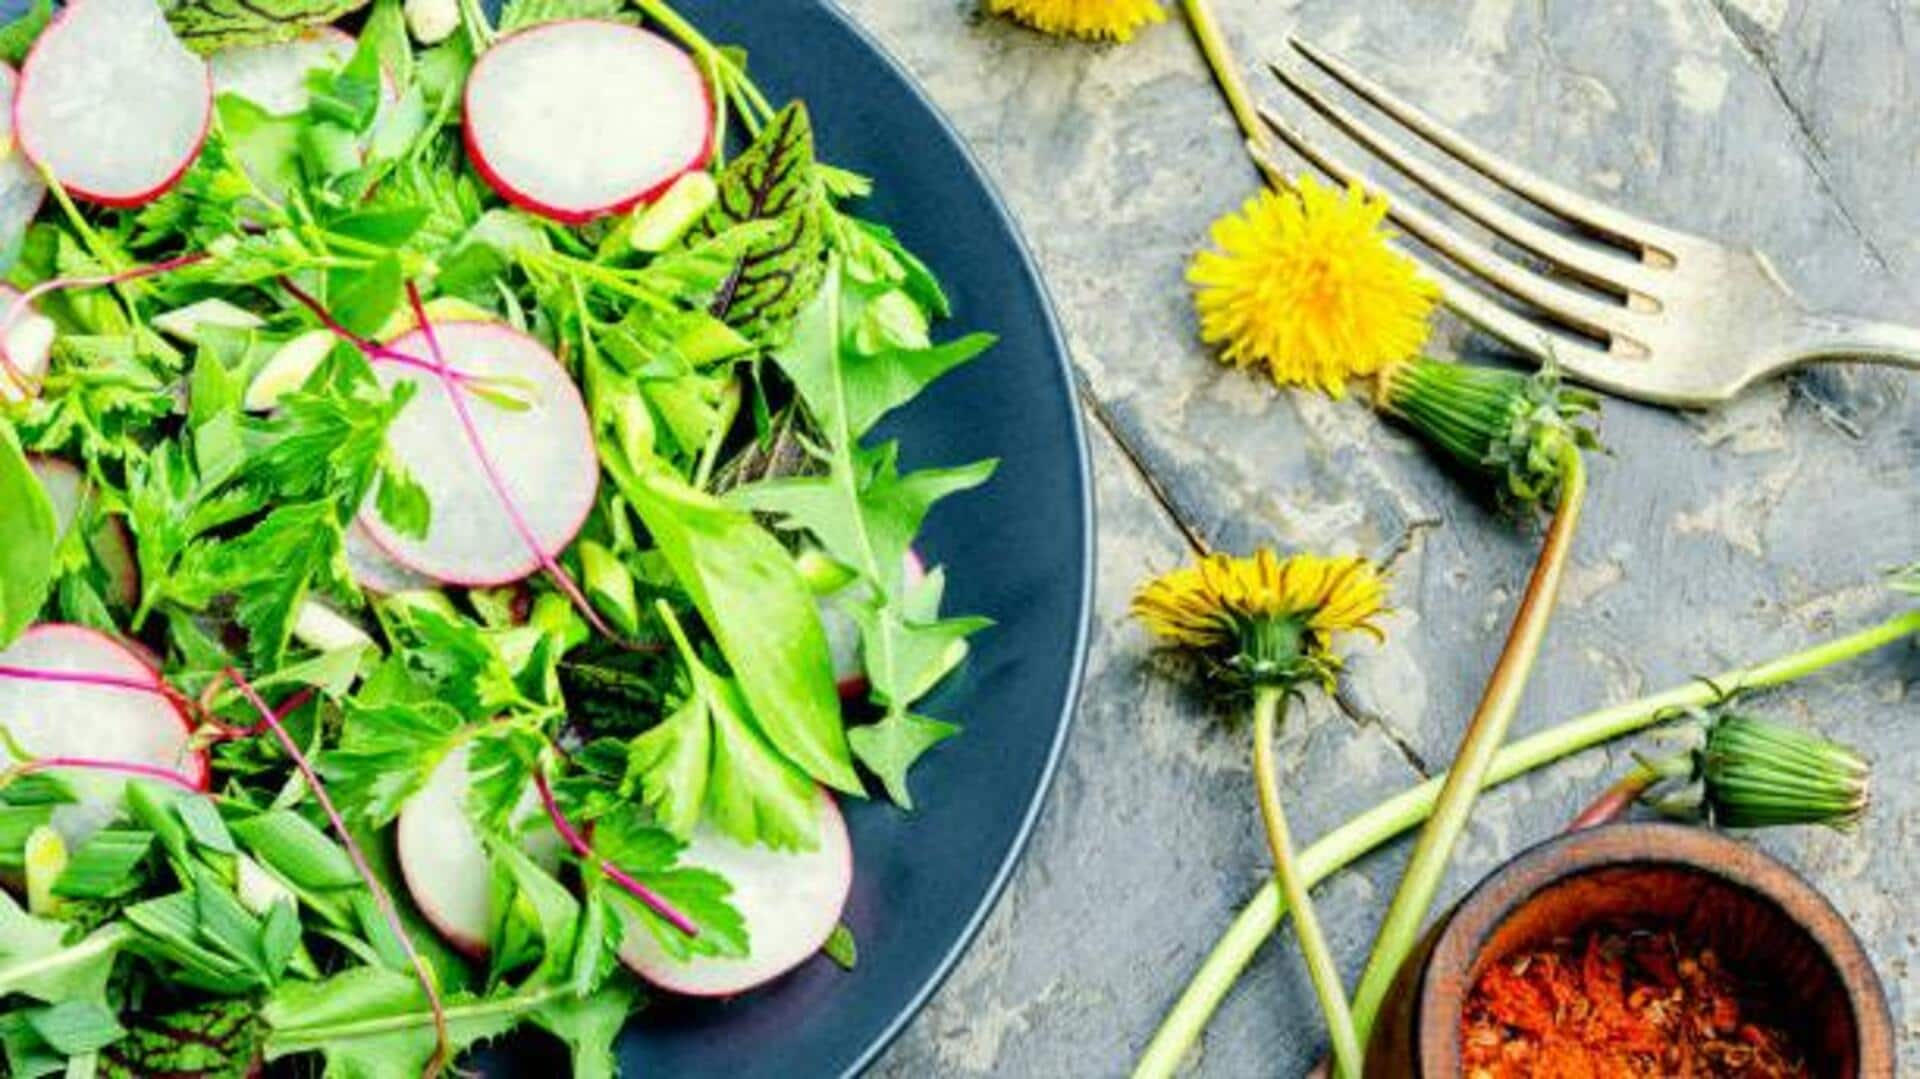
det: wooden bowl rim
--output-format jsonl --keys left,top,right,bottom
{"left": 1414, "top": 821, "right": 1894, "bottom": 1076}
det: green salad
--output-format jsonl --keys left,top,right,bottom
{"left": 0, "top": 0, "right": 996, "bottom": 1073}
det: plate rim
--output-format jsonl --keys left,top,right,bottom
{"left": 804, "top": 5, "right": 1097, "bottom": 1075}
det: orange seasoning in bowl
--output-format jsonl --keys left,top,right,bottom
{"left": 1461, "top": 927, "right": 1810, "bottom": 1078}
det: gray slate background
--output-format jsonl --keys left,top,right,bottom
{"left": 838, "top": 1, "right": 1920, "bottom": 1074}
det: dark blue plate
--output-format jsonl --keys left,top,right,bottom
{"left": 495, "top": 1, "right": 1094, "bottom": 1075}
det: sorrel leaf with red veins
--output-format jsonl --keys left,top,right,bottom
{"left": 98, "top": 999, "right": 263, "bottom": 1079}
{"left": 697, "top": 102, "right": 828, "bottom": 344}
{"left": 166, "top": 0, "right": 370, "bottom": 53}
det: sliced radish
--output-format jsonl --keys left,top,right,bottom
{"left": 619, "top": 789, "right": 852, "bottom": 997}
{"left": 209, "top": 28, "right": 354, "bottom": 117}
{"left": 0, "top": 65, "right": 46, "bottom": 255}
{"left": 822, "top": 550, "right": 927, "bottom": 699}
{"left": 344, "top": 520, "right": 434, "bottom": 595}
{"left": 14, "top": 0, "right": 210, "bottom": 207}
{"left": 153, "top": 298, "right": 265, "bottom": 344}
{"left": 27, "top": 457, "right": 139, "bottom": 608}
{"left": 463, "top": 21, "right": 711, "bottom": 224}
{"left": 244, "top": 330, "right": 334, "bottom": 412}
{"left": 0, "top": 284, "right": 54, "bottom": 404}
{"left": 0, "top": 625, "right": 206, "bottom": 848}
{"left": 357, "top": 321, "right": 598, "bottom": 587}
{"left": 396, "top": 741, "right": 561, "bottom": 958}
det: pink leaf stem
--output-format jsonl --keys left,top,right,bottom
{"left": 531, "top": 769, "right": 699, "bottom": 938}
{"left": 223, "top": 668, "right": 451, "bottom": 1079}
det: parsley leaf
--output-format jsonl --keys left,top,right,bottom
{"left": 627, "top": 605, "right": 819, "bottom": 850}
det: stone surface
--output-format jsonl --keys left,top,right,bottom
{"left": 834, "top": 1, "right": 1920, "bottom": 1074}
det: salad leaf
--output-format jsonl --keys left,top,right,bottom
{"left": 263, "top": 967, "right": 634, "bottom": 1079}
{"left": 733, "top": 265, "right": 994, "bottom": 805}
{"left": 319, "top": 699, "right": 468, "bottom": 825}
{"left": 98, "top": 999, "right": 263, "bottom": 1079}
{"left": 697, "top": 102, "right": 828, "bottom": 344}
{"left": 498, "top": 0, "right": 632, "bottom": 32}
{"left": 611, "top": 461, "right": 858, "bottom": 795}
{"left": 0, "top": 421, "right": 57, "bottom": 646}
{"left": 527, "top": 979, "right": 637, "bottom": 1079}
{"left": 0, "top": 892, "right": 124, "bottom": 1005}
{"left": 589, "top": 805, "right": 747, "bottom": 962}
{"left": 167, "top": 0, "right": 372, "bottom": 53}
{"left": 628, "top": 606, "right": 820, "bottom": 849}
{"left": 263, "top": 966, "right": 515, "bottom": 1078}
{"left": 0, "top": 0, "right": 49, "bottom": 66}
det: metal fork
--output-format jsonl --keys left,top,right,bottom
{"left": 1249, "top": 36, "right": 1920, "bottom": 408}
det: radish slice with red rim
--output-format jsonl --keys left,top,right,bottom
{"left": 463, "top": 20, "right": 712, "bottom": 224}
{"left": 358, "top": 320, "right": 598, "bottom": 587}
{"left": 15, "top": 0, "right": 210, "bottom": 207}
{"left": 0, "top": 64, "right": 45, "bottom": 255}
{"left": 28, "top": 456, "right": 139, "bottom": 608}
{"left": 344, "top": 520, "right": 435, "bottom": 596}
{"left": 396, "top": 742, "right": 563, "bottom": 958}
{"left": 619, "top": 789, "right": 853, "bottom": 997}
{"left": 0, "top": 624, "right": 206, "bottom": 847}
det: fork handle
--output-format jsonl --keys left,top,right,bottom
{"left": 1794, "top": 314, "right": 1920, "bottom": 372}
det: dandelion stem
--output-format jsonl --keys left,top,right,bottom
{"left": 1565, "top": 760, "right": 1666, "bottom": 832}
{"left": 1131, "top": 606, "right": 1920, "bottom": 1079}
{"left": 1252, "top": 685, "right": 1361, "bottom": 1079}
{"left": 1348, "top": 449, "right": 1587, "bottom": 1046}
{"left": 1181, "top": 0, "right": 1268, "bottom": 159}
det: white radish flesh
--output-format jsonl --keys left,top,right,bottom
{"left": 0, "top": 64, "right": 46, "bottom": 256}
{"left": 15, "top": 0, "right": 210, "bottom": 207}
{"left": 344, "top": 520, "right": 435, "bottom": 596}
{"left": 153, "top": 298, "right": 265, "bottom": 344}
{"left": 358, "top": 321, "right": 598, "bottom": 587}
{"left": 619, "top": 789, "right": 853, "bottom": 997}
{"left": 396, "top": 742, "right": 562, "bottom": 958}
{"left": 0, "top": 284, "right": 54, "bottom": 404}
{"left": 0, "top": 625, "right": 206, "bottom": 848}
{"left": 209, "top": 28, "right": 354, "bottom": 117}
{"left": 463, "top": 21, "right": 711, "bottom": 223}
{"left": 28, "top": 457, "right": 139, "bottom": 608}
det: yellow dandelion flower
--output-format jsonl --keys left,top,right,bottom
{"left": 1189, "top": 177, "right": 1439, "bottom": 397}
{"left": 1133, "top": 549, "right": 1386, "bottom": 686}
{"left": 985, "top": 0, "right": 1166, "bottom": 43}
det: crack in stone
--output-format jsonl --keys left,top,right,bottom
{"left": 1333, "top": 685, "right": 1434, "bottom": 778}
{"left": 1075, "top": 379, "right": 1212, "bottom": 556}
{"left": 1702, "top": 0, "right": 1897, "bottom": 276}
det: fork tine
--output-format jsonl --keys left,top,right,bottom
{"left": 1249, "top": 139, "right": 1623, "bottom": 381}
{"left": 1266, "top": 61, "right": 1663, "bottom": 301}
{"left": 1253, "top": 111, "right": 1647, "bottom": 349}
{"left": 1288, "top": 36, "right": 1679, "bottom": 257}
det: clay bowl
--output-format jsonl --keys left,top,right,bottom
{"left": 1365, "top": 822, "right": 1894, "bottom": 1078}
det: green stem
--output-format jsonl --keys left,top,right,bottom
{"left": 1131, "top": 606, "right": 1920, "bottom": 1079}
{"left": 269, "top": 984, "right": 566, "bottom": 1050}
{"left": 1348, "top": 450, "right": 1586, "bottom": 1046}
{"left": 1251, "top": 686, "right": 1361, "bottom": 1079}
{"left": 1180, "top": 0, "right": 1266, "bottom": 155}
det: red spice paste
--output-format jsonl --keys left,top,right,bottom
{"left": 1461, "top": 928, "right": 1809, "bottom": 1078}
